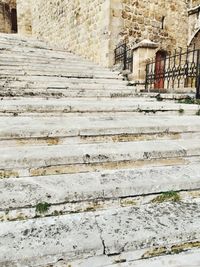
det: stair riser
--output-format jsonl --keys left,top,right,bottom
{"left": 0, "top": 189, "right": 199, "bottom": 221}
{"left": 0, "top": 132, "right": 200, "bottom": 147}
{"left": 0, "top": 156, "right": 196, "bottom": 179}
{"left": 0, "top": 111, "right": 198, "bottom": 117}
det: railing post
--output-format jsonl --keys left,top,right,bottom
{"left": 123, "top": 43, "right": 127, "bottom": 70}
{"left": 196, "top": 49, "right": 200, "bottom": 99}
{"left": 145, "top": 64, "right": 149, "bottom": 92}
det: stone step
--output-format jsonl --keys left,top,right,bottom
{"left": 0, "top": 37, "right": 49, "bottom": 49}
{"left": 0, "top": 115, "right": 200, "bottom": 146}
{"left": 0, "top": 88, "right": 137, "bottom": 98}
{"left": 0, "top": 76, "right": 127, "bottom": 85}
{"left": 38, "top": 249, "right": 200, "bottom": 267}
{"left": 0, "top": 163, "right": 200, "bottom": 218}
{"left": 0, "top": 139, "right": 200, "bottom": 178}
{"left": 0, "top": 198, "right": 200, "bottom": 267}
{"left": 0, "top": 51, "right": 103, "bottom": 63}
{"left": 0, "top": 98, "right": 198, "bottom": 116}
{"left": 0, "top": 79, "right": 129, "bottom": 89}
{"left": 0, "top": 71, "right": 122, "bottom": 80}
{"left": 0, "top": 56, "right": 97, "bottom": 65}
{"left": 0, "top": 63, "right": 116, "bottom": 73}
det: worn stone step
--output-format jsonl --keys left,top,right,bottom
{"left": 0, "top": 139, "right": 200, "bottom": 177}
{"left": 0, "top": 52, "right": 107, "bottom": 63}
{"left": 0, "top": 163, "right": 200, "bottom": 216}
{"left": 0, "top": 116, "right": 200, "bottom": 146}
{"left": 0, "top": 78, "right": 129, "bottom": 89}
{"left": 0, "top": 200, "right": 200, "bottom": 267}
{"left": 0, "top": 98, "right": 198, "bottom": 116}
{"left": 0, "top": 75, "right": 127, "bottom": 84}
{"left": 0, "top": 71, "right": 122, "bottom": 80}
{"left": 0, "top": 88, "right": 137, "bottom": 98}
{"left": 0, "top": 64, "right": 117, "bottom": 74}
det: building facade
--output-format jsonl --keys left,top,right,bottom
{"left": 1, "top": 0, "right": 200, "bottom": 85}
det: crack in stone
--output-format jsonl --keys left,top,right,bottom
{"left": 94, "top": 215, "right": 106, "bottom": 255}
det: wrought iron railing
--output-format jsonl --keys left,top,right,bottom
{"left": 114, "top": 42, "right": 133, "bottom": 72}
{"left": 145, "top": 46, "right": 200, "bottom": 98}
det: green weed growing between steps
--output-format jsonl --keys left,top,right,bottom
{"left": 178, "top": 98, "right": 200, "bottom": 105}
{"left": 151, "top": 191, "right": 181, "bottom": 203}
{"left": 36, "top": 202, "right": 51, "bottom": 214}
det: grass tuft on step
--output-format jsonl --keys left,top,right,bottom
{"left": 151, "top": 191, "right": 181, "bottom": 203}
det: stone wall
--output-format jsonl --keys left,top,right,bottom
{"left": 16, "top": 0, "right": 32, "bottom": 36}
{"left": 30, "top": 0, "right": 111, "bottom": 66}
{"left": 191, "top": 0, "right": 200, "bottom": 7}
{"left": 14, "top": 0, "right": 194, "bottom": 67}
{"left": 115, "top": 0, "right": 189, "bottom": 54}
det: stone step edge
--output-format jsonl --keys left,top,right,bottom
{"left": 0, "top": 161, "right": 200, "bottom": 220}
{"left": 45, "top": 248, "right": 200, "bottom": 267}
{"left": 0, "top": 138, "right": 199, "bottom": 168}
{"left": 0, "top": 201, "right": 200, "bottom": 266}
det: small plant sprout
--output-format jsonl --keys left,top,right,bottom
{"left": 36, "top": 202, "right": 51, "bottom": 214}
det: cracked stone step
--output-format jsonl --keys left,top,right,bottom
{"left": 1, "top": 201, "right": 200, "bottom": 267}
{"left": 0, "top": 115, "right": 200, "bottom": 146}
{"left": 0, "top": 163, "right": 200, "bottom": 215}
{"left": 0, "top": 98, "right": 199, "bottom": 116}
{"left": 0, "top": 139, "right": 200, "bottom": 177}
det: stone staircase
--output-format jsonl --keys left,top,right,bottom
{"left": 1, "top": 33, "right": 200, "bottom": 267}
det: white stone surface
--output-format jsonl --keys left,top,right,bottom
{"left": 0, "top": 164, "right": 200, "bottom": 210}
{"left": 0, "top": 98, "right": 199, "bottom": 115}
{"left": 0, "top": 115, "right": 200, "bottom": 140}
{"left": 0, "top": 139, "right": 194, "bottom": 170}
{"left": 1, "top": 203, "right": 200, "bottom": 266}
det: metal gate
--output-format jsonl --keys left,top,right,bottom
{"left": 114, "top": 42, "right": 133, "bottom": 72}
{"left": 145, "top": 47, "right": 200, "bottom": 98}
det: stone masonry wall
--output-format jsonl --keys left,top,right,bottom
{"left": 15, "top": 0, "right": 193, "bottom": 66}
{"left": 115, "top": 0, "right": 189, "bottom": 54}
{"left": 17, "top": 0, "right": 32, "bottom": 36}
{"left": 31, "top": 0, "right": 111, "bottom": 66}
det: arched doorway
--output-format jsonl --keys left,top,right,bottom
{"left": 154, "top": 50, "right": 167, "bottom": 90}
{"left": 189, "top": 29, "right": 200, "bottom": 50}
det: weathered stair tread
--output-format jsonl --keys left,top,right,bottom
{"left": 1, "top": 163, "right": 200, "bottom": 210}
{"left": 0, "top": 98, "right": 198, "bottom": 114}
{"left": 1, "top": 139, "right": 200, "bottom": 170}
{"left": 0, "top": 202, "right": 200, "bottom": 266}
{"left": 0, "top": 115, "right": 200, "bottom": 140}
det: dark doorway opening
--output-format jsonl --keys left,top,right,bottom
{"left": 154, "top": 51, "right": 167, "bottom": 90}
{"left": 11, "top": 8, "right": 17, "bottom": 33}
